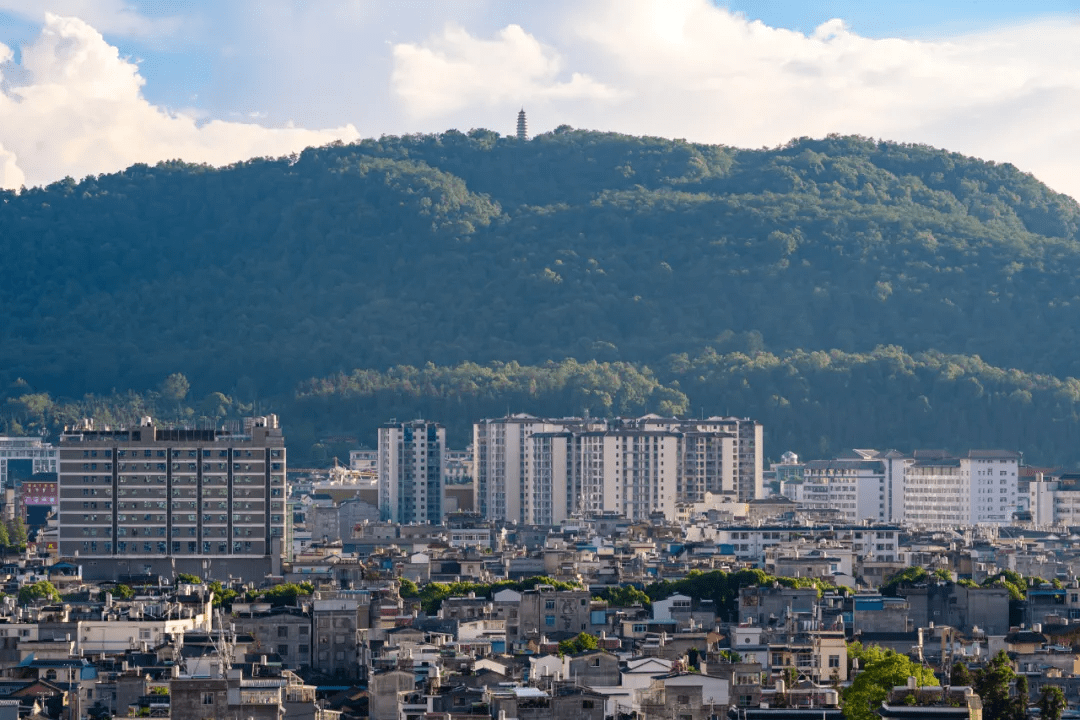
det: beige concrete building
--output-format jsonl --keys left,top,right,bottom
{"left": 475, "top": 414, "right": 763, "bottom": 525}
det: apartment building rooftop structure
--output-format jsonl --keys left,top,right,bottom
{"left": 56, "top": 415, "right": 287, "bottom": 582}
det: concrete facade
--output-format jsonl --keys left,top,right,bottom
{"left": 57, "top": 415, "right": 286, "bottom": 582}
{"left": 378, "top": 421, "right": 445, "bottom": 525}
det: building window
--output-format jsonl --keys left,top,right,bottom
{"left": 202, "top": 693, "right": 214, "bottom": 705}
{"left": 545, "top": 615, "right": 555, "bottom": 626}
{"left": 829, "top": 655, "right": 841, "bottom": 668}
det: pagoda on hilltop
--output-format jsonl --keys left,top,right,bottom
{"left": 516, "top": 108, "right": 528, "bottom": 140}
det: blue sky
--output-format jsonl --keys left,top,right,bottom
{"left": 723, "top": 0, "right": 1080, "bottom": 37}
{"left": 0, "top": 1, "right": 1078, "bottom": 199}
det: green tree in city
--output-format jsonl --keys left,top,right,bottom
{"left": 417, "top": 583, "right": 453, "bottom": 614}
{"left": 1038, "top": 685, "right": 1066, "bottom": 720}
{"left": 972, "top": 650, "right": 1026, "bottom": 720}
{"left": 558, "top": 632, "right": 598, "bottom": 655}
{"left": 596, "top": 585, "right": 650, "bottom": 609}
{"left": 8, "top": 519, "right": 27, "bottom": 548}
{"left": 207, "top": 580, "right": 238, "bottom": 609}
{"left": 399, "top": 578, "right": 419, "bottom": 599}
{"left": 842, "top": 647, "right": 938, "bottom": 720}
{"left": 950, "top": 662, "right": 972, "bottom": 687}
{"left": 112, "top": 584, "right": 135, "bottom": 600}
{"left": 18, "top": 580, "right": 60, "bottom": 606}
{"left": 175, "top": 573, "right": 201, "bottom": 584}
{"left": 261, "top": 582, "right": 315, "bottom": 607}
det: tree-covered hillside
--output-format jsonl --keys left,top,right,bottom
{"left": 3, "top": 128, "right": 1080, "bottom": 463}
{"left": 4, "top": 348, "right": 1080, "bottom": 466}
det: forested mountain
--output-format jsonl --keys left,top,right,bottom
{"left": 2, "top": 128, "right": 1080, "bottom": 463}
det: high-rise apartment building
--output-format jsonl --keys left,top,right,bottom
{"left": 634, "top": 416, "right": 762, "bottom": 502}
{"left": 378, "top": 420, "right": 445, "bottom": 524}
{"left": 57, "top": 415, "right": 286, "bottom": 582}
{"left": 578, "top": 429, "right": 679, "bottom": 521}
{"left": 903, "top": 450, "right": 1019, "bottom": 527}
{"left": 474, "top": 415, "right": 593, "bottom": 523}
{"left": 474, "top": 414, "right": 763, "bottom": 524}
{"left": 527, "top": 431, "right": 573, "bottom": 526}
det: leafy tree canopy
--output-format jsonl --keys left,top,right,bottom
{"left": 595, "top": 585, "right": 651, "bottom": 609}
{"left": 112, "top": 584, "right": 135, "bottom": 600}
{"left": 1039, "top": 685, "right": 1067, "bottom": 720}
{"left": 645, "top": 568, "right": 842, "bottom": 622}
{"left": 18, "top": 580, "right": 60, "bottom": 606}
{"left": 972, "top": 650, "right": 1027, "bottom": 720}
{"left": 842, "top": 646, "right": 938, "bottom": 720}
{"left": 260, "top": 582, "right": 315, "bottom": 607}
{"left": 558, "top": 632, "right": 598, "bottom": 655}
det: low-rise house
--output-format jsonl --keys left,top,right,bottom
{"left": 232, "top": 603, "right": 312, "bottom": 671}
{"left": 566, "top": 650, "right": 620, "bottom": 687}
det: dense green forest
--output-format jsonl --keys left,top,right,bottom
{"left": 3, "top": 128, "right": 1080, "bottom": 463}
{"left": 4, "top": 346, "right": 1080, "bottom": 464}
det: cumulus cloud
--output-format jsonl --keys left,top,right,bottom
{"left": 0, "top": 13, "right": 359, "bottom": 189}
{"left": 0, "top": 142, "right": 24, "bottom": 189}
{"left": 389, "top": 0, "right": 1080, "bottom": 199}
{"left": 392, "top": 23, "right": 623, "bottom": 119}
{"left": 2, "top": 2, "right": 1080, "bottom": 200}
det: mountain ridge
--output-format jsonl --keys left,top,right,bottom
{"left": 2, "top": 128, "right": 1079, "bottom": 461}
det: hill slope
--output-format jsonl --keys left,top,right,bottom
{"left": 3, "top": 129, "right": 1080, "bottom": 461}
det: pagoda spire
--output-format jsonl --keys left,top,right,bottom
{"left": 516, "top": 108, "right": 528, "bottom": 141}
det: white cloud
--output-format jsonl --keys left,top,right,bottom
{"left": 1, "top": 2, "right": 1080, "bottom": 200}
{"left": 0, "top": 141, "right": 24, "bottom": 189}
{"left": 0, "top": 13, "right": 358, "bottom": 189}
{"left": 388, "top": 0, "right": 1080, "bottom": 200}
{"left": 392, "top": 23, "right": 623, "bottom": 119}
